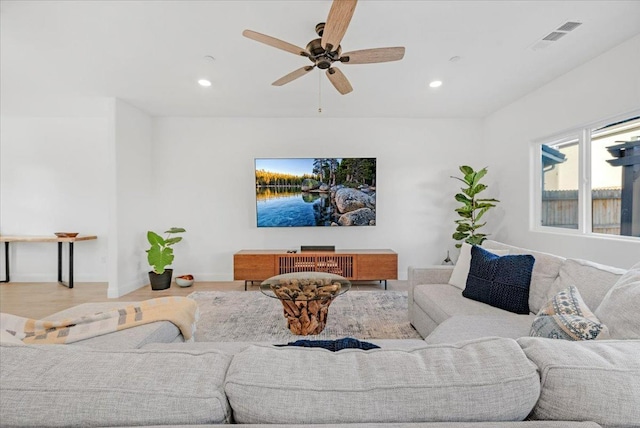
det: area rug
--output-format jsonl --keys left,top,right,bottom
{"left": 187, "top": 290, "right": 421, "bottom": 342}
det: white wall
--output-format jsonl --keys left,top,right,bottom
{"left": 152, "top": 117, "right": 483, "bottom": 280}
{"left": 107, "top": 99, "right": 154, "bottom": 297}
{"left": 0, "top": 114, "right": 109, "bottom": 281}
{"left": 483, "top": 35, "right": 640, "bottom": 269}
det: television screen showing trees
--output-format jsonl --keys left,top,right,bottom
{"left": 255, "top": 158, "right": 377, "bottom": 227}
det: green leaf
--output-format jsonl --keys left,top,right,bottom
{"left": 475, "top": 207, "right": 491, "bottom": 222}
{"left": 453, "top": 231, "right": 468, "bottom": 241}
{"left": 147, "top": 231, "right": 164, "bottom": 246}
{"left": 166, "top": 227, "right": 186, "bottom": 234}
{"left": 468, "top": 222, "right": 486, "bottom": 231}
{"left": 463, "top": 172, "right": 475, "bottom": 185}
{"left": 147, "top": 246, "right": 174, "bottom": 274}
{"left": 476, "top": 202, "right": 497, "bottom": 208}
{"left": 455, "top": 209, "right": 472, "bottom": 218}
{"left": 471, "top": 183, "right": 487, "bottom": 195}
{"left": 460, "top": 165, "right": 473, "bottom": 175}
{"left": 466, "top": 235, "right": 487, "bottom": 246}
{"left": 455, "top": 193, "right": 472, "bottom": 204}
{"left": 456, "top": 223, "right": 472, "bottom": 232}
{"left": 165, "top": 237, "right": 183, "bottom": 246}
{"left": 471, "top": 168, "right": 487, "bottom": 187}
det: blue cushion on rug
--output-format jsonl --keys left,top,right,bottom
{"left": 275, "top": 337, "right": 380, "bottom": 351}
{"left": 462, "top": 245, "right": 535, "bottom": 314}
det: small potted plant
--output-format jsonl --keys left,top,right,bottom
{"left": 146, "top": 227, "right": 186, "bottom": 290}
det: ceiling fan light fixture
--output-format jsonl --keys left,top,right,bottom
{"left": 429, "top": 80, "right": 443, "bottom": 88}
{"left": 198, "top": 79, "right": 212, "bottom": 87}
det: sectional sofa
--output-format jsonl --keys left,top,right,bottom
{"left": 0, "top": 240, "right": 638, "bottom": 427}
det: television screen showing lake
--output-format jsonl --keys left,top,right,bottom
{"left": 255, "top": 158, "right": 376, "bottom": 227}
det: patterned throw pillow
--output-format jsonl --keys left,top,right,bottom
{"left": 463, "top": 245, "right": 535, "bottom": 314}
{"left": 530, "top": 286, "right": 609, "bottom": 340}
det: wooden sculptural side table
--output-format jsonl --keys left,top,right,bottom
{"left": 260, "top": 272, "right": 351, "bottom": 335}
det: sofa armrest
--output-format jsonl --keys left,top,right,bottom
{"left": 408, "top": 266, "right": 454, "bottom": 287}
{"left": 407, "top": 266, "right": 455, "bottom": 310}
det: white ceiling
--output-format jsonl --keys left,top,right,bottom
{"left": 2, "top": 0, "right": 639, "bottom": 118}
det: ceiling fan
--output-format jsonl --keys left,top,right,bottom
{"left": 242, "top": 0, "right": 405, "bottom": 95}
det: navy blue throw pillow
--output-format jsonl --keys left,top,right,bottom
{"left": 275, "top": 337, "right": 380, "bottom": 351}
{"left": 462, "top": 245, "right": 535, "bottom": 314}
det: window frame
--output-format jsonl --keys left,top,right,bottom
{"left": 531, "top": 109, "right": 640, "bottom": 241}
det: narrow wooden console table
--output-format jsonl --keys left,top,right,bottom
{"left": 234, "top": 249, "right": 398, "bottom": 290}
{"left": 0, "top": 235, "right": 97, "bottom": 289}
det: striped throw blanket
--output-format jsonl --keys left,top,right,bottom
{"left": 0, "top": 297, "right": 199, "bottom": 344}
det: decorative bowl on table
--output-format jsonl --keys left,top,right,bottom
{"left": 175, "top": 274, "right": 194, "bottom": 287}
{"left": 54, "top": 232, "right": 79, "bottom": 238}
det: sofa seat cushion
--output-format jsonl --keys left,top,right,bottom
{"left": 425, "top": 315, "right": 536, "bottom": 344}
{"left": 0, "top": 344, "right": 233, "bottom": 426}
{"left": 44, "top": 302, "right": 183, "bottom": 349}
{"left": 483, "top": 241, "right": 565, "bottom": 314}
{"left": 414, "top": 283, "right": 519, "bottom": 326}
{"left": 224, "top": 337, "right": 540, "bottom": 425}
{"left": 518, "top": 337, "right": 640, "bottom": 427}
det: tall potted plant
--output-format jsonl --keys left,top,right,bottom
{"left": 451, "top": 166, "right": 499, "bottom": 248}
{"left": 146, "top": 227, "right": 186, "bottom": 290}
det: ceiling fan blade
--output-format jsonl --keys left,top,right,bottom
{"left": 326, "top": 67, "right": 353, "bottom": 95}
{"left": 242, "top": 29, "right": 308, "bottom": 56}
{"left": 321, "top": 0, "right": 358, "bottom": 52}
{"left": 272, "top": 66, "right": 315, "bottom": 86}
{"left": 341, "top": 47, "right": 405, "bottom": 64}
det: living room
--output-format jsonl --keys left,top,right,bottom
{"left": 1, "top": 2, "right": 640, "bottom": 426}
{"left": 1, "top": 1, "right": 638, "bottom": 300}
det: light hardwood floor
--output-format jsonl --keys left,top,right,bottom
{"left": 0, "top": 280, "right": 407, "bottom": 319}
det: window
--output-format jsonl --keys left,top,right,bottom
{"left": 536, "top": 114, "right": 640, "bottom": 238}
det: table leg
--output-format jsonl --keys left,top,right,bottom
{"left": 0, "top": 242, "right": 9, "bottom": 283}
{"left": 69, "top": 242, "right": 74, "bottom": 289}
{"left": 57, "top": 242, "right": 63, "bottom": 282}
{"left": 58, "top": 242, "right": 74, "bottom": 289}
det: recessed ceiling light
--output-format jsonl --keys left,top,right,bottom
{"left": 198, "top": 79, "right": 212, "bottom": 87}
{"left": 429, "top": 80, "right": 443, "bottom": 88}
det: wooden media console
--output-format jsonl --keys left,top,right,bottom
{"left": 233, "top": 249, "right": 398, "bottom": 290}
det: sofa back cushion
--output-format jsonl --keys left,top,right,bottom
{"left": 595, "top": 263, "right": 640, "bottom": 339}
{"left": 483, "top": 240, "right": 565, "bottom": 314}
{"left": 518, "top": 337, "right": 640, "bottom": 427}
{"left": 0, "top": 344, "right": 233, "bottom": 426}
{"left": 546, "top": 258, "right": 625, "bottom": 313}
{"left": 224, "top": 337, "right": 540, "bottom": 424}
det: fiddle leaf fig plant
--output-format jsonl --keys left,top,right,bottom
{"left": 451, "top": 166, "right": 499, "bottom": 248}
{"left": 146, "top": 227, "right": 186, "bottom": 274}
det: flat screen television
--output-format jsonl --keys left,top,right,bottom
{"left": 255, "top": 158, "right": 376, "bottom": 227}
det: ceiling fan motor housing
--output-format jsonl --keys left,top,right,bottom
{"left": 306, "top": 38, "right": 341, "bottom": 69}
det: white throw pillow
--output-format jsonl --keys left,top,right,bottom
{"left": 448, "top": 243, "right": 509, "bottom": 290}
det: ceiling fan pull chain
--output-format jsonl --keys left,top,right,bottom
{"left": 318, "top": 70, "right": 323, "bottom": 114}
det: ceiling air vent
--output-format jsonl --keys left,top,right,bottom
{"left": 531, "top": 20, "right": 583, "bottom": 51}
{"left": 557, "top": 21, "right": 582, "bottom": 32}
{"left": 543, "top": 32, "right": 567, "bottom": 42}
